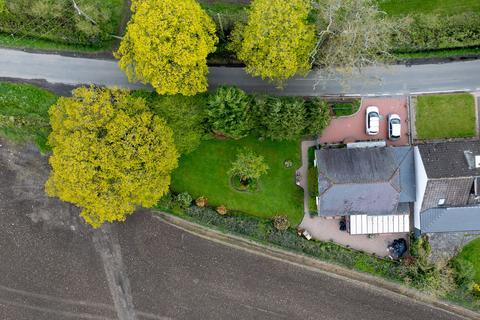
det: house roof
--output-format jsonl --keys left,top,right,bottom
{"left": 316, "top": 146, "right": 415, "bottom": 216}
{"left": 421, "top": 206, "right": 480, "bottom": 233}
{"left": 418, "top": 140, "right": 480, "bottom": 179}
{"left": 420, "top": 177, "right": 473, "bottom": 212}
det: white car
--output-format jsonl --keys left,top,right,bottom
{"left": 388, "top": 114, "right": 401, "bottom": 140}
{"left": 365, "top": 106, "right": 380, "bottom": 135}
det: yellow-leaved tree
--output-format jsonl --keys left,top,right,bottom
{"left": 45, "top": 87, "right": 179, "bottom": 228}
{"left": 230, "top": 0, "right": 316, "bottom": 86}
{"left": 115, "top": 0, "right": 218, "bottom": 96}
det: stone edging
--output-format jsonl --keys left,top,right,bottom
{"left": 153, "top": 210, "right": 480, "bottom": 320}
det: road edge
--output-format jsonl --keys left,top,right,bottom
{"left": 153, "top": 210, "right": 480, "bottom": 320}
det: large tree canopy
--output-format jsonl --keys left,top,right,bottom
{"left": 230, "top": 0, "right": 316, "bottom": 86}
{"left": 115, "top": 0, "right": 218, "bottom": 96}
{"left": 312, "top": 0, "right": 397, "bottom": 73}
{"left": 46, "top": 87, "right": 179, "bottom": 228}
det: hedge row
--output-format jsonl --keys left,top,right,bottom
{"left": 393, "top": 13, "right": 480, "bottom": 52}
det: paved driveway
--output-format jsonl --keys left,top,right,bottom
{"left": 320, "top": 97, "right": 410, "bottom": 146}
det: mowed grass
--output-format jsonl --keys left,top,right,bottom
{"left": 415, "top": 93, "right": 476, "bottom": 140}
{"left": 455, "top": 238, "right": 480, "bottom": 282}
{"left": 379, "top": 0, "right": 480, "bottom": 15}
{"left": 0, "top": 82, "right": 57, "bottom": 152}
{"left": 170, "top": 136, "right": 304, "bottom": 224}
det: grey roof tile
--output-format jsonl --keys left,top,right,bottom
{"left": 421, "top": 206, "right": 480, "bottom": 233}
{"left": 418, "top": 140, "right": 480, "bottom": 178}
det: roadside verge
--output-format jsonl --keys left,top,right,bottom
{"left": 154, "top": 210, "right": 480, "bottom": 320}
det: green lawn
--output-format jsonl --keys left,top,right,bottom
{"left": 379, "top": 0, "right": 480, "bottom": 16}
{"left": 0, "top": 82, "right": 58, "bottom": 152}
{"left": 415, "top": 93, "right": 476, "bottom": 140}
{"left": 170, "top": 136, "right": 304, "bottom": 224}
{"left": 455, "top": 238, "right": 480, "bottom": 282}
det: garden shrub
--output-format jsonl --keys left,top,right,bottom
{"left": 206, "top": 86, "right": 254, "bottom": 139}
{"left": 272, "top": 215, "right": 290, "bottom": 231}
{"left": 195, "top": 196, "right": 208, "bottom": 208}
{"left": 175, "top": 192, "right": 193, "bottom": 209}
{"left": 216, "top": 205, "right": 228, "bottom": 216}
{"left": 304, "top": 98, "right": 332, "bottom": 136}
{"left": 451, "top": 259, "right": 476, "bottom": 290}
{"left": 157, "top": 192, "right": 174, "bottom": 210}
{"left": 255, "top": 96, "right": 307, "bottom": 140}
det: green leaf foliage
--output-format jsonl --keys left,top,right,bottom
{"left": 206, "top": 86, "right": 253, "bottom": 139}
{"left": 116, "top": 0, "right": 218, "bottom": 96}
{"left": 304, "top": 98, "right": 332, "bottom": 136}
{"left": 230, "top": 0, "right": 316, "bottom": 86}
{"left": 138, "top": 92, "right": 208, "bottom": 155}
{"left": 229, "top": 149, "right": 269, "bottom": 182}
{"left": 46, "top": 87, "right": 179, "bottom": 228}
{"left": 255, "top": 96, "right": 307, "bottom": 141}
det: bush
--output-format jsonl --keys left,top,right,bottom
{"left": 451, "top": 259, "right": 476, "bottom": 290}
{"left": 195, "top": 196, "right": 208, "bottom": 208}
{"left": 473, "top": 283, "right": 480, "bottom": 296}
{"left": 255, "top": 96, "right": 307, "bottom": 140}
{"left": 393, "top": 13, "right": 480, "bottom": 52}
{"left": 140, "top": 92, "right": 208, "bottom": 155}
{"left": 272, "top": 215, "right": 290, "bottom": 231}
{"left": 175, "top": 192, "right": 193, "bottom": 209}
{"left": 206, "top": 86, "right": 253, "bottom": 139}
{"left": 216, "top": 205, "right": 228, "bottom": 215}
{"left": 157, "top": 192, "right": 174, "bottom": 210}
{"left": 304, "top": 98, "right": 332, "bottom": 136}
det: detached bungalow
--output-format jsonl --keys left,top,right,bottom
{"left": 314, "top": 146, "right": 415, "bottom": 235}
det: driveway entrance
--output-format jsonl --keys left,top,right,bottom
{"left": 320, "top": 97, "right": 409, "bottom": 146}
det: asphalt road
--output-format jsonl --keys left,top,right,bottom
{"left": 0, "top": 139, "right": 471, "bottom": 320}
{"left": 1, "top": 48, "right": 480, "bottom": 96}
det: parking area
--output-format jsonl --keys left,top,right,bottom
{"left": 319, "top": 97, "right": 410, "bottom": 146}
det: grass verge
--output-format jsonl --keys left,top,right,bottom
{"left": 0, "top": 82, "right": 57, "bottom": 152}
{"left": 415, "top": 93, "right": 476, "bottom": 140}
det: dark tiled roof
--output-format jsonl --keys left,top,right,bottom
{"left": 315, "top": 146, "right": 415, "bottom": 216}
{"left": 421, "top": 206, "right": 480, "bottom": 233}
{"left": 418, "top": 140, "right": 480, "bottom": 179}
{"left": 319, "top": 183, "right": 399, "bottom": 216}
{"left": 316, "top": 148, "right": 397, "bottom": 183}
{"left": 421, "top": 178, "right": 473, "bottom": 211}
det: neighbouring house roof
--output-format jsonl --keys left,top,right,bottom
{"left": 421, "top": 206, "right": 480, "bottom": 233}
{"left": 420, "top": 177, "right": 473, "bottom": 212}
{"left": 418, "top": 140, "right": 480, "bottom": 179}
{"left": 316, "top": 146, "right": 415, "bottom": 217}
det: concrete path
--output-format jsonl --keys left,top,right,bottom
{"left": 299, "top": 215, "right": 408, "bottom": 257}
{"left": 2, "top": 48, "right": 480, "bottom": 96}
{"left": 296, "top": 139, "right": 318, "bottom": 215}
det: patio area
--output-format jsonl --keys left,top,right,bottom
{"left": 300, "top": 215, "right": 408, "bottom": 257}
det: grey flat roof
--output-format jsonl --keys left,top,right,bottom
{"left": 421, "top": 206, "right": 480, "bottom": 233}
